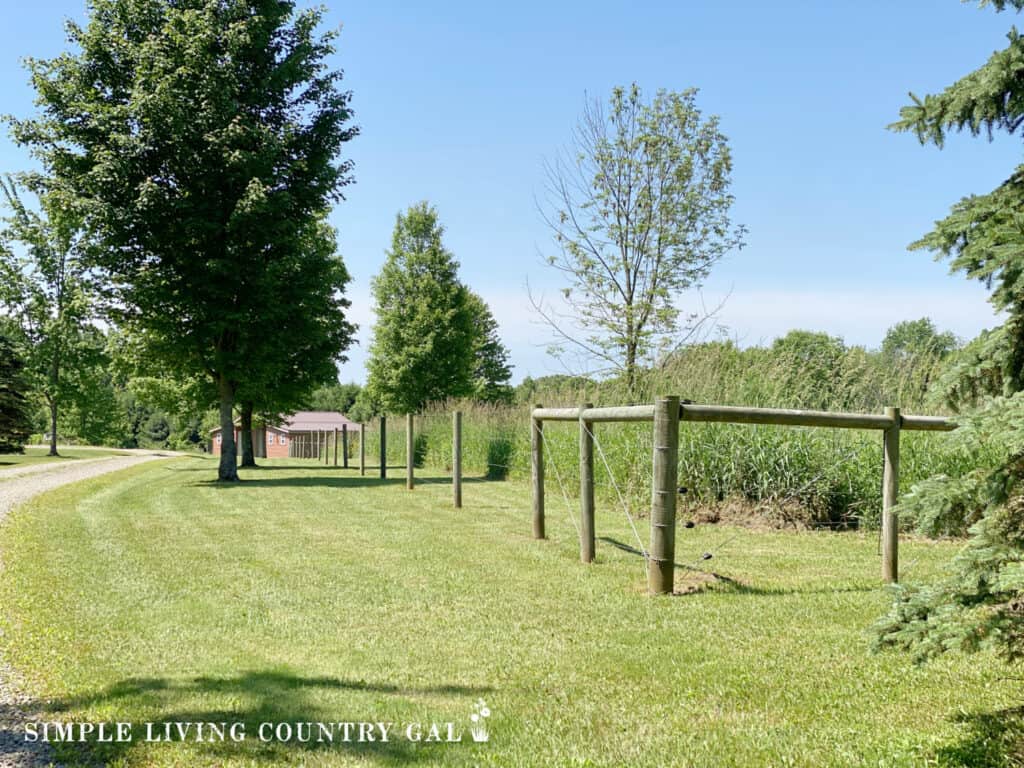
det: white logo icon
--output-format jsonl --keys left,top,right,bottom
{"left": 469, "top": 699, "right": 491, "bottom": 742}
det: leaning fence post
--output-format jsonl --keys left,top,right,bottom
{"left": 453, "top": 411, "right": 462, "bottom": 508}
{"left": 379, "top": 416, "right": 387, "bottom": 479}
{"left": 359, "top": 424, "right": 366, "bottom": 476}
{"left": 342, "top": 424, "right": 349, "bottom": 469}
{"left": 882, "top": 406, "right": 901, "bottom": 583}
{"left": 406, "top": 413, "right": 415, "bottom": 490}
{"left": 579, "top": 402, "right": 595, "bottom": 563}
{"left": 649, "top": 396, "right": 680, "bottom": 595}
{"left": 531, "top": 404, "right": 545, "bottom": 539}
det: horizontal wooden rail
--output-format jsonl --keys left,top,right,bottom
{"left": 531, "top": 404, "right": 956, "bottom": 432}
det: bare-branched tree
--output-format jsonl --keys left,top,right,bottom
{"left": 533, "top": 84, "right": 745, "bottom": 395}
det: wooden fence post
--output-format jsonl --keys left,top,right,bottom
{"left": 333, "top": 428, "right": 338, "bottom": 467}
{"left": 883, "top": 406, "right": 901, "bottom": 583}
{"left": 532, "top": 404, "right": 545, "bottom": 539}
{"left": 359, "top": 424, "right": 366, "bottom": 476}
{"left": 649, "top": 396, "right": 680, "bottom": 595}
{"left": 342, "top": 424, "right": 349, "bottom": 469}
{"left": 406, "top": 413, "right": 415, "bottom": 490}
{"left": 379, "top": 416, "right": 387, "bottom": 479}
{"left": 579, "top": 402, "right": 595, "bottom": 563}
{"left": 453, "top": 411, "right": 462, "bottom": 508}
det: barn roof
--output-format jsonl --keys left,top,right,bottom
{"left": 282, "top": 411, "right": 358, "bottom": 433}
{"left": 210, "top": 411, "right": 359, "bottom": 435}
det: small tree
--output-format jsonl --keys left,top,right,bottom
{"left": 366, "top": 203, "right": 477, "bottom": 414}
{"left": 0, "top": 330, "right": 34, "bottom": 454}
{"left": 534, "top": 84, "right": 744, "bottom": 394}
{"left": 0, "top": 177, "right": 97, "bottom": 455}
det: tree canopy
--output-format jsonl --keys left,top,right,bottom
{"left": 10, "top": 0, "right": 357, "bottom": 480}
{"left": 365, "top": 203, "right": 478, "bottom": 414}
{"left": 535, "top": 84, "right": 744, "bottom": 394}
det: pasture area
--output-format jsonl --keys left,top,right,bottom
{"left": 0, "top": 457, "right": 1020, "bottom": 767}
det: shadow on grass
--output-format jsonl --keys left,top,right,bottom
{"left": 933, "top": 706, "right": 1024, "bottom": 767}
{"left": 598, "top": 536, "right": 877, "bottom": 597}
{"left": 179, "top": 466, "right": 495, "bottom": 490}
{"left": 13, "top": 670, "right": 494, "bottom": 766}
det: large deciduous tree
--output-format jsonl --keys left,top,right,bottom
{"left": 875, "top": 0, "right": 1024, "bottom": 663}
{"left": 10, "top": 0, "right": 356, "bottom": 480}
{"left": 534, "top": 84, "right": 744, "bottom": 394}
{"left": 235, "top": 216, "right": 355, "bottom": 467}
{"left": 366, "top": 203, "right": 477, "bottom": 414}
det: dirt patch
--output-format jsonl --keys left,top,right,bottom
{"left": 680, "top": 496, "right": 859, "bottom": 532}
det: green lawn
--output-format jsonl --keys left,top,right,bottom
{"left": 0, "top": 445, "right": 127, "bottom": 471}
{"left": 0, "top": 457, "right": 1020, "bottom": 767}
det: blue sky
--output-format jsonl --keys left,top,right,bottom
{"left": 1, "top": 1, "right": 1020, "bottom": 383}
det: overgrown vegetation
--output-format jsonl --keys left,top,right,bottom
{"left": 356, "top": 325, "right": 985, "bottom": 531}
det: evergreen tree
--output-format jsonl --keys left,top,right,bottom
{"left": 366, "top": 203, "right": 476, "bottom": 414}
{"left": 0, "top": 331, "right": 33, "bottom": 454}
{"left": 875, "top": 0, "right": 1024, "bottom": 662}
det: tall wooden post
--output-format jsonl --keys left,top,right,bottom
{"left": 531, "top": 404, "right": 545, "bottom": 539}
{"left": 342, "top": 424, "right": 349, "bottom": 469}
{"left": 359, "top": 424, "right": 366, "bottom": 476}
{"left": 333, "top": 428, "right": 339, "bottom": 467}
{"left": 649, "top": 396, "right": 680, "bottom": 595}
{"left": 579, "top": 403, "right": 595, "bottom": 563}
{"left": 379, "top": 416, "right": 387, "bottom": 479}
{"left": 882, "top": 406, "right": 901, "bottom": 583}
{"left": 406, "top": 413, "right": 415, "bottom": 490}
{"left": 453, "top": 411, "right": 462, "bottom": 508}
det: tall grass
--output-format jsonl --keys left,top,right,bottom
{"left": 359, "top": 342, "right": 985, "bottom": 530}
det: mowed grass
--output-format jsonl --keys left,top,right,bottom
{"left": 0, "top": 445, "right": 128, "bottom": 471}
{"left": 0, "top": 457, "right": 1020, "bottom": 767}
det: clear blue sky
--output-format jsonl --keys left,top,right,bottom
{"left": 1, "top": 1, "right": 1019, "bottom": 383}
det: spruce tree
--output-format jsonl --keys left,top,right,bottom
{"left": 875, "top": 0, "right": 1024, "bottom": 662}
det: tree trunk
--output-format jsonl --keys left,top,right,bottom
{"left": 239, "top": 401, "right": 256, "bottom": 468}
{"left": 48, "top": 398, "right": 58, "bottom": 457}
{"left": 217, "top": 375, "right": 239, "bottom": 482}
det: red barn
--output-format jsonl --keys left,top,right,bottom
{"left": 210, "top": 411, "right": 360, "bottom": 458}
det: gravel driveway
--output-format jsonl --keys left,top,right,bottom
{"left": 0, "top": 451, "right": 178, "bottom": 767}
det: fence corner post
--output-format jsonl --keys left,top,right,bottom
{"left": 453, "top": 410, "right": 463, "bottom": 508}
{"left": 883, "top": 406, "right": 901, "bottom": 583}
{"left": 579, "top": 402, "right": 595, "bottom": 563}
{"left": 531, "top": 404, "right": 545, "bottom": 539}
{"left": 649, "top": 395, "right": 680, "bottom": 595}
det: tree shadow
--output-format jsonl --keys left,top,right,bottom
{"left": 12, "top": 670, "right": 494, "bottom": 766}
{"left": 932, "top": 705, "right": 1024, "bottom": 767}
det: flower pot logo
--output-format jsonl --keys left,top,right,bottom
{"left": 469, "top": 699, "right": 491, "bottom": 743}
